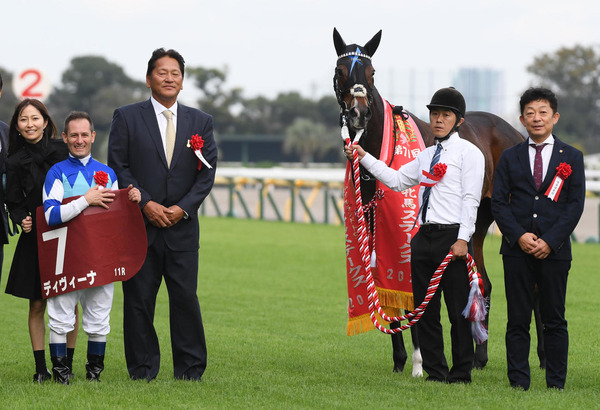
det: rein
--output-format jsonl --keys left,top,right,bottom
{"left": 341, "top": 121, "right": 488, "bottom": 341}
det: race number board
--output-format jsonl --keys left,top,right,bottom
{"left": 37, "top": 189, "right": 147, "bottom": 299}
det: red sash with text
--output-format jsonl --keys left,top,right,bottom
{"left": 36, "top": 189, "right": 147, "bottom": 299}
{"left": 345, "top": 99, "right": 425, "bottom": 335}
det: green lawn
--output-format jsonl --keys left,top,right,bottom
{"left": 0, "top": 217, "right": 598, "bottom": 408}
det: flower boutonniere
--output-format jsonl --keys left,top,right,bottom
{"left": 94, "top": 170, "right": 109, "bottom": 188}
{"left": 545, "top": 162, "right": 572, "bottom": 201}
{"left": 421, "top": 163, "right": 447, "bottom": 187}
{"left": 186, "top": 134, "right": 213, "bottom": 170}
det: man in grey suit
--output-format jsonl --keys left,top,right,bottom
{"left": 108, "top": 48, "right": 217, "bottom": 381}
{"left": 0, "top": 74, "right": 11, "bottom": 277}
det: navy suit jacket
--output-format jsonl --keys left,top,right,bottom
{"left": 491, "top": 136, "right": 585, "bottom": 260}
{"left": 107, "top": 99, "right": 217, "bottom": 251}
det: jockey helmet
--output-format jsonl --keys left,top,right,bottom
{"left": 427, "top": 87, "right": 466, "bottom": 118}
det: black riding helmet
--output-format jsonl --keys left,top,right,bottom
{"left": 427, "top": 87, "right": 466, "bottom": 117}
{"left": 427, "top": 87, "right": 466, "bottom": 138}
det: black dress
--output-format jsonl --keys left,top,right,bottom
{"left": 5, "top": 139, "right": 68, "bottom": 300}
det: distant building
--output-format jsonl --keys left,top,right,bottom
{"left": 453, "top": 68, "right": 505, "bottom": 115}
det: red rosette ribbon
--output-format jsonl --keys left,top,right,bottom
{"left": 421, "top": 162, "right": 447, "bottom": 187}
{"left": 94, "top": 170, "right": 109, "bottom": 188}
{"left": 545, "top": 162, "right": 572, "bottom": 201}
{"left": 187, "top": 134, "right": 213, "bottom": 170}
{"left": 556, "top": 162, "right": 572, "bottom": 180}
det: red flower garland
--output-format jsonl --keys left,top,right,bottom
{"left": 94, "top": 171, "right": 109, "bottom": 188}
{"left": 556, "top": 162, "right": 572, "bottom": 180}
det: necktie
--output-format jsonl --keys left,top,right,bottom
{"left": 530, "top": 143, "right": 548, "bottom": 190}
{"left": 163, "top": 110, "right": 175, "bottom": 167}
{"left": 420, "top": 143, "right": 443, "bottom": 222}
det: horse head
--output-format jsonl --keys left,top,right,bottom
{"left": 333, "top": 28, "right": 382, "bottom": 135}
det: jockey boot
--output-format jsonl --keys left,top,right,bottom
{"left": 51, "top": 356, "right": 70, "bottom": 385}
{"left": 67, "top": 347, "right": 75, "bottom": 381}
{"left": 33, "top": 368, "right": 52, "bottom": 383}
{"left": 85, "top": 354, "right": 104, "bottom": 381}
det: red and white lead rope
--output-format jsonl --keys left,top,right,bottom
{"left": 343, "top": 127, "right": 487, "bottom": 342}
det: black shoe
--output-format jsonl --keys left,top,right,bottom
{"left": 180, "top": 374, "right": 202, "bottom": 382}
{"left": 51, "top": 356, "right": 70, "bottom": 385}
{"left": 446, "top": 378, "right": 472, "bottom": 384}
{"left": 33, "top": 369, "right": 52, "bottom": 383}
{"left": 85, "top": 354, "right": 104, "bottom": 381}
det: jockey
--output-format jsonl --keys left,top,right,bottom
{"left": 42, "top": 111, "right": 140, "bottom": 384}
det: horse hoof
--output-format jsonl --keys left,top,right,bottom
{"left": 472, "top": 358, "right": 488, "bottom": 370}
{"left": 393, "top": 364, "right": 405, "bottom": 373}
{"left": 412, "top": 367, "right": 423, "bottom": 378}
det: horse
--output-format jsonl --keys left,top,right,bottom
{"left": 333, "top": 28, "right": 528, "bottom": 373}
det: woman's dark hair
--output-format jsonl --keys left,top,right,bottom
{"left": 8, "top": 98, "right": 58, "bottom": 156}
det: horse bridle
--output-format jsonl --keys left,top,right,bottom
{"left": 333, "top": 51, "right": 375, "bottom": 128}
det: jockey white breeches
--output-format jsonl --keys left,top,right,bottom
{"left": 48, "top": 283, "right": 114, "bottom": 340}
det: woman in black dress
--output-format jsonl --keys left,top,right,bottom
{"left": 5, "top": 99, "right": 79, "bottom": 383}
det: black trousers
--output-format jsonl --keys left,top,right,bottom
{"left": 411, "top": 226, "right": 473, "bottom": 382}
{"left": 123, "top": 233, "right": 207, "bottom": 380}
{"left": 503, "top": 255, "right": 569, "bottom": 390}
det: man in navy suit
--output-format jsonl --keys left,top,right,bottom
{"left": 0, "top": 74, "right": 11, "bottom": 277}
{"left": 108, "top": 48, "right": 217, "bottom": 381}
{"left": 491, "top": 87, "right": 585, "bottom": 391}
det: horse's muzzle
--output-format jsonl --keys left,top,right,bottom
{"left": 348, "top": 105, "right": 372, "bottom": 130}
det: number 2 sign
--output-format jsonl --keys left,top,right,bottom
{"left": 12, "top": 68, "right": 52, "bottom": 101}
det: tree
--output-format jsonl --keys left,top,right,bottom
{"left": 48, "top": 56, "right": 146, "bottom": 160}
{"left": 186, "top": 66, "right": 244, "bottom": 134}
{"left": 283, "top": 118, "right": 339, "bottom": 167}
{"left": 527, "top": 45, "right": 600, "bottom": 153}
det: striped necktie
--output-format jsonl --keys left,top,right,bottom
{"left": 420, "top": 143, "right": 443, "bottom": 222}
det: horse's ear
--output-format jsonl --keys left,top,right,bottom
{"left": 333, "top": 27, "right": 347, "bottom": 56}
{"left": 364, "top": 30, "right": 382, "bottom": 57}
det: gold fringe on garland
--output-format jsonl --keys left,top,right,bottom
{"left": 347, "top": 287, "right": 415, "bottom": 336}
{"left": 376, "top": 287, "right": 414, "bottom": 312}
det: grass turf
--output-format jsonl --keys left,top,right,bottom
{"left": 0, "top": 217, "right": 598, "bottom": 408}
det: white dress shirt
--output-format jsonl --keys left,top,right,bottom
{"left": 527, "top": 135, "right": 554, "bottom": 181}
{"left": 360, "top": 132, "right": 485, "bottom": 241}
{"left": 150, "top": 97, "right": 178, "bottom": 157}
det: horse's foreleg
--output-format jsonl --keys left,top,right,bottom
{"left": 472, "top": 198, "right": 493, "bottom": 370}
{"left": 410, "top": 324, "right": 423, "bottom": 377}
{"left": 390, "top": 321, "right": 407, "bottom": 373}
{"left": 533, "top": 284, "right": 546, "bottom": 369}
